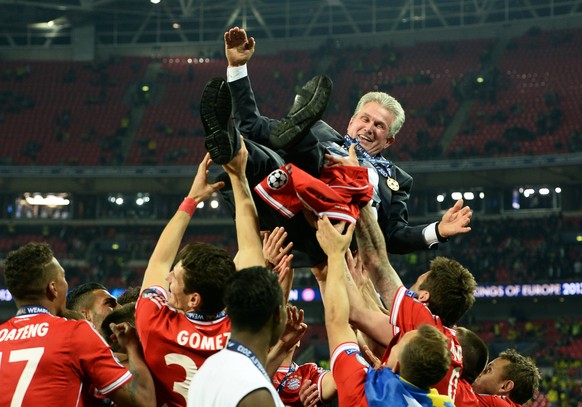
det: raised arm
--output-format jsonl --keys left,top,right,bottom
{"left": 223, "top": 139, "right": 265, "bottom": 269}
{"left": 342, "top": 249, "right": 393, "bottom": 347}
{"left": 315, "top": 217, "right": 356, "bottom": 352}
{"left": 141, "top": 154, "right": 224, "bottom": 292}
{"left": 265, "top": 305, "right": 307, "bottom": 377}
{"left": 262, "top": 226, "right": 294, "bottom": 299}
{"left": 355, "top": 204, "right": 403, "bottom": 307}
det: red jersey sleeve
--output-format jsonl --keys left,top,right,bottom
{"left": 72, "top": 320, "right": 132, "bottom": 395}
{"left": 389, "top": 286, "right": 438, "bottom": 333}
{"left": 135, "top": 285, "right": 169, "bottom": 348}
{"left": 300, "top": 363, "right": 330, "bottom": 402}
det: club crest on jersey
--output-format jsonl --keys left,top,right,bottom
{"left": 267, "top": 169, "right": 288, "bottom": 190}
{"left": 286, "top": 377, "right": 302, "bottom": 391}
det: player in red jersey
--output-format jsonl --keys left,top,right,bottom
{"left": 453, "top": 326, "right": 490, "bottom": 407}
{"left": 260, "top": 228, "right": 336, "bottom": 407}
{"left": 346, "top": 203, "right": 475, "bottom": 404}
{"left": 472, "top": 349, "right": 541, "bottom": 407}
{"left": 314, "top": 216, "right": 455, "bottom": 407}
{"left": 271, "top": 340, "right": 336, "bottom": 406}
{"left": 0, "top": 242, "right": 155, "bottom": 407}
{"left": 136, "top": 128, "right": 271, "bottom": 406}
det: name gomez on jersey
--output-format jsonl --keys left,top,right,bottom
{"left": 136, "top": 286, "right": 232, "bottom": 407}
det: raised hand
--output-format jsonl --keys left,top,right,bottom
{"left": 224, "top": 26, "right": 255, "bottom": 67}
{"left": 279, "top": 305, "right": 307, "bottom": 350}
{"left": 438, "top": 199, "right": 472, "bottom": 239}
{"left": 188, "top": 153, "right": 225, "bottom": 203}
{"left": 316, "top": 216, "right": 355, "bottom": 257}
{"left": 222, "top": 136, "right": 248, "bottom": 177}
{"left": 262, "top": 227, "right": 294, "bottom": 269}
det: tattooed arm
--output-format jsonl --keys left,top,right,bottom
{"left": 355, "top": 204, "right": 403, "bottom": 308}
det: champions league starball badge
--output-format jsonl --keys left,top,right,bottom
{"left": 386, "top": 177, "right": 400, "bottom": 191}
{"left": 267, "top": 169, "right": 289, "bottom": 190}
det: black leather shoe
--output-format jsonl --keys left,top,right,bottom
{"left": 201, "top": 78, "right": 240, "bottom": 165}
{"left": 270, "top": 75, "right": 333, "bottom": 150}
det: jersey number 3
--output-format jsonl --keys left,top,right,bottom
{"left": 165, "top": 353, "right": 198, "bottom": 401}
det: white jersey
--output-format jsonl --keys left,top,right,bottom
{"left": 187, "top": 347, "right": 284, "bottom": 407}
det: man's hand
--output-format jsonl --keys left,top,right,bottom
{"left": 225, "top": 26, "right": 255, "bottom": 67}
{"left": 438, "top": 199, "right": 472, "bottom": 238}
{"left": 316, "top": 216, "right": 355, "bottom": 257}
{"left": 223, "top": 136, "right": 248, "bottom": 177}
{"left": 298, "top": 379, "right": 319, "bottom": 407}
{"left": 273, "top": 254, "right": 293, "bottom": 285}
{"left": 324, "top": 143, "right": 358, "bottom": 167}
{"left": 279, "top": 305, "right": 307, "bottom": 350}
{"left": 109, "top": 322, "right": 139, "bottom": 352}
{"left": 262, "top": 227, "right": 293, "bottom": 269}
{"left": 345, "top": 249, "right": 366, "bottom": 290}
{"left": 188, "top": 153, "right": 225, "bottom": 203}
{"left": 361, "top": 343, "right": 382, "bottom": 369}
{"left": 272, "top": 251, "right": 294, "bottom": 302}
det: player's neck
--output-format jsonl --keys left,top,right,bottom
{"left": 281, "top": 349, "right": 294, "bottom": 366}
{"left": 15, "top": 299, "right": 57, "bottom": 315}
{"left": 230, "top": 330, "right": 270, "bottom": 366}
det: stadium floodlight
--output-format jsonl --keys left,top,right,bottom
{"left": 463, "top": 192, "right": 475, "bottom": 200}
{"left": 436, "top": 194, "right": 445, "bottom": 203}
{"left": 555, "top": 187, "right": 562, "bottom": 193}
{"left": 210, "top": 200, "right": 219, "bottom": 209}
{"left": 25, "top": 193, "right": 70, "bottom": 206}
{"left": 539, "top": 188, "right": 550, "bottom": 195}
{"left": 451, "top": 192, "right": 462, "bottom": 200}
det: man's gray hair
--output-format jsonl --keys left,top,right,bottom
{"left": 354, "top": 92, "right": 406, "bottom": 138}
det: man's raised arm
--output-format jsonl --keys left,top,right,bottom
{"left": 141, "top": 154, "right": 224, "bottom": 292}
{"left": 223, "top": 139, "right": 265, "bottom": 269}
{"left": 315, "top": 217, "right": 357, "bottom": 352}
{"left": 355, "top": 204, "right": 403, "bottom": 308}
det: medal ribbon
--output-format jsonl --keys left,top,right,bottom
{"left": 276, "top": 362, "right": 298, "bottom": 393}
{"left": 227, "top": 340, "right": 270, "bottom": 381}
{"left": 16, "top": 305, "right": 51, "bottom": 316}
{"left": 342, "top": 135, "right": 393, "bottom": 179}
